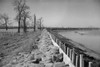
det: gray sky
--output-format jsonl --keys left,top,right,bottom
{"left": 0, "top": 0, "right": 100, "bottom": 27}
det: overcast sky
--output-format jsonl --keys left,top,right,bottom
{"left": 0, "top": 0, "right": 100, "bottom": 27}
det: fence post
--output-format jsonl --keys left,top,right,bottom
{"left": 61, "top": 42, "right": 63, "bottom": 50}
{"left": 67, "top": 47, "right": 69, "bottom": 57}
{"left": 56, "top": 39, "right": 58, "bottom": 44}
{"left": 76, "top": 55, "right": 78, "bottom": 67}
{"left": 62, "top": 43, "right": 65, "bottom": 51}
{"left": 72, "top": 48, "right": 75, "bottom": 64}
{"left": 54, "top": 36, "right": 56, "bottom": 42}
{"left": 64, "top": 43, "right": 66, "bottom": 53}
{"left": 59, "top": 41, "right": 61, "bottom": 48}
{"left": 65, "top": 46, "right": 67, "bottom": 54}
{"left": 89, "top": 62, "right": 92, "bottom": 67}
{"left": 80, "top": 54, "right": 84, "bottom": 67}
{"left": 70, "top": 49, "right": 72, "bottom": 60}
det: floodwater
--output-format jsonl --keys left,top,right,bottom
{"left": 58, "top": 30, "right": 100, "bottom": 54}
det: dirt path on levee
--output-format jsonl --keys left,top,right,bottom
{"left": 0, "top": 29, "right": 66, "bottom": 67}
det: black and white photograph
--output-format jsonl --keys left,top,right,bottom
{"left": 0, "top": 0, "right": 100, "bottom": 67}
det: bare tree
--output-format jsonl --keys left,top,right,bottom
{"left": 26, "top": 16, "right": 33, "bottom": 27}
{"left": 13, "top": 0, "right": 30, "bottom": 33}
{"left": 0, "top": 13, "right": 9, "bottom": 30}
{"left": 22, "top": 11, "right": 30, "bottom": 33}
{"left": 27, "top": 16, "right": 35, "bottom": 29}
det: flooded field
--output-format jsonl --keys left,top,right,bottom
{"left": 58, "top": 30, "right": 100, "bottom": 54}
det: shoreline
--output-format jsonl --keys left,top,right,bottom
{"left": 48, "top": 30, "right": 100, "bottom": 65}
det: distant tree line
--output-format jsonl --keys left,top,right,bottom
{"left": 46, "top": 27, "right": 100, "bottom": 31}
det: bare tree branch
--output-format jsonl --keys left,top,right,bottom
{"left": 0, "top": 13, "right": 9, "bottom": 30}
{"left": 13, "top": 0, "right": 30, "bottom": 33}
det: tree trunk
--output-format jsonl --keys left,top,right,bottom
{"left": 34, "top": 21, "right": 36, "bottom": 31}
{"left": 5, "top": 20, "right": 8, "bottom": 30}
{"left": 23, "top": 17, "right": 27, "bottom": 33}
{"left": 34, "top": 14, "right": 36, "bottom": 31}
{"left": 18, "top": 18, "right": 20, "bottom": 33}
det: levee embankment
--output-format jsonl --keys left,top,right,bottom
{"left": 1, "top": 29, "right": 71, "bottom": 67}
